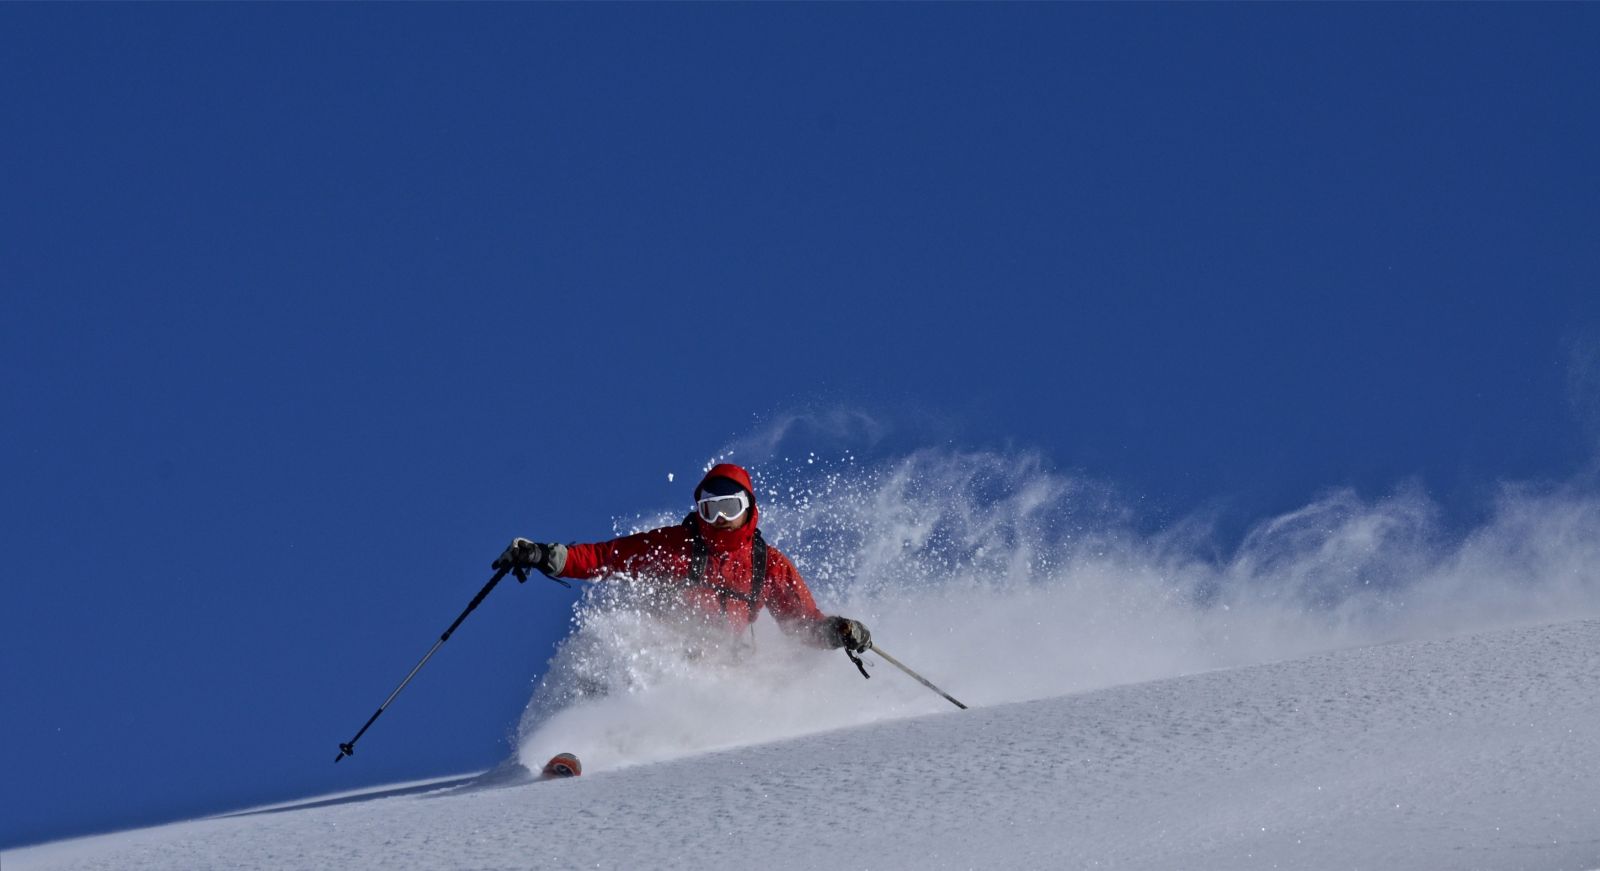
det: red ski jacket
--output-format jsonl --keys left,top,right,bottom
{"left": 555, "top": 464, "right": 829, "bottom": 638}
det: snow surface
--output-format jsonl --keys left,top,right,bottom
{"left": 10, "top": 619, "right": 1600, "bottom": 870}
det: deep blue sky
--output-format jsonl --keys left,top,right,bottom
{"left": 4, "top": 3, "right": 1598, "bottom": 849}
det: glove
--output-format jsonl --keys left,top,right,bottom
{"left": 821, "top": 616, "right": 872, "bottom": 653}
{"left": 492, "top": 538, "right": 566, "bottom": 575}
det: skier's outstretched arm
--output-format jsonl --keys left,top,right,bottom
{"left": 493, "top": 529, "right": 673, "bottom": 582}
{"left": 764, "top": 551, "right": 872, "bottom": 652}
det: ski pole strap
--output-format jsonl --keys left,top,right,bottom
{"left": 512, "top": 561, "right": 573, "bottom": 589}
{"left": 541, "top": 571, "right": 573, "bottom": 589}
{"left": 845, "top": 647, "right": 871, "bottom": 679}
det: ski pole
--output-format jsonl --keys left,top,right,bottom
{"left": 334, "top": 564, "right": 547, "bottom": 763}
{"left": 846, "top": 643, "right": 968, "bottom": 710}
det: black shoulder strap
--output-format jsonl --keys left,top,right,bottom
{"left": 749, "top": 529, "right": 768, "bottom": 606}
{"left": 683, "top": 514, "right": 708, "bottom": 585}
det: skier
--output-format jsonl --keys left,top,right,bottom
{"left": 494, "top": 463, "right": 872, "bottom": 654}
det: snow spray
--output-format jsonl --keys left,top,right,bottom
{"left": 516, "top": 448, "right": 1600, "bottom": 774}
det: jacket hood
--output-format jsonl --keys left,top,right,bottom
{"left": 694, "top": 463, "right": 759, "bottom": 541}
{"left": 698, "top": 463, "right": 755, "bottom": 502}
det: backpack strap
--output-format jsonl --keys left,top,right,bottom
{"left": 681, "top": 515, "right": 768, "bottom": 613}
{"left": 683, "top": 514, "right": 709, "bottom": 586}
{"left": 748, "top": 529, "right": 768, "bottom": 607}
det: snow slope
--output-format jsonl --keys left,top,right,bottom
{"left": 10, "top": 619, "right": 1599, "bottom": 870}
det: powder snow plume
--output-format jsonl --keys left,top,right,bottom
{"left": 515, "top": 448, "right": 1600, "bottom": 773}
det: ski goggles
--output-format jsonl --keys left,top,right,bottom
{"left": 696, "top": 491, "right": 750, "bottom": 523}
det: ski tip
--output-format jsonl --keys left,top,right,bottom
{"left": 541, "top": 752, "right": 582, "bottom": 778}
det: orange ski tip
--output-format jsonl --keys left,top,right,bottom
{"left": 543, "top": 753, "right": 582, "bottom": 777}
